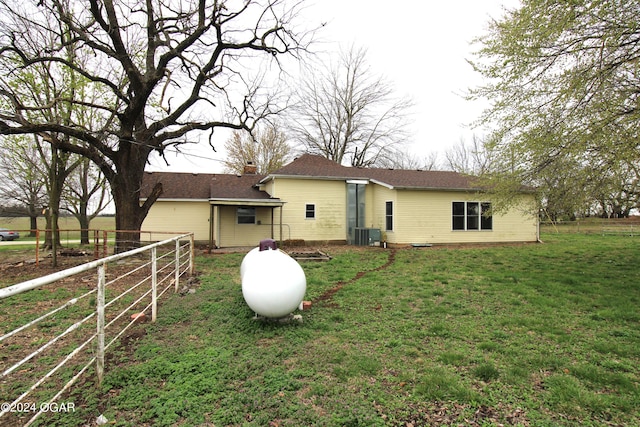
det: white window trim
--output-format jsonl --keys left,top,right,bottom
{"left": 305, "top": 203, "right": 316, "bottom": 220}
{"left": 385, "top": 200, "right": 394, "bottom": 232}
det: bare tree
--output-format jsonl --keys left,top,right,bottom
{"left": 376, "top": 150, "right": 440, "bottom": 171}
{"left": 224, "top": 124, "right": 292, "bottom": 175}
{"left": 0, "top": 0, "right": 312, "bottom": 250}
{"left": 444, "top": 135, "right": 495, "bottom": 175}
{"left": 291, "top": 45, "right": 413, "bottom": 167}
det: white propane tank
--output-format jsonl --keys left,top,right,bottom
{"left": 240, "top": 247, "right": 261, "bottom": 280}
{"left": 241, "top": 245, "right": 306, "bottom": 318}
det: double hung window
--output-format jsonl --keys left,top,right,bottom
{"left": 305, "top": 204, "right": 315, "bottom": 219}
{"left": 237, "top": 207, "right": 256, "bottom": 224}
{"left": 385, "top": 201, "right": 393, "bottom": 231}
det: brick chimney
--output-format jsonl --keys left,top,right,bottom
{"left": 243, "top": 161, "right": 257, "bottom": 174}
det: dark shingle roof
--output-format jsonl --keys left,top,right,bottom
{"left": 141, "top": 155, "right": 482, "bottom": 202}
{"left": 141, "top": 172, "right": 274, "bottom": 200}
{"left": 267, "top": 154, "right": 478, "bottom": 190}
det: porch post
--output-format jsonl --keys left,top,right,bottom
{"left": 271, "top": 208, "right": 275, "bottom": 239}
{"left": 279, "top": 205, "right": 284, "bottom": 245}
{"left": 208, "top": 203, "right": 214, "bottom": 253}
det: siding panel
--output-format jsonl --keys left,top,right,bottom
{"left": 392, "top": 190, "right": 538, "bottom": 244}
{"left": 270, "top": 178, "right": 347, "bottom": 242}
{"left": 142, "top": 201, "right": 210, "bottom": 240}
{"left": 218, "top": 206, "right": 275, "bottom": 247}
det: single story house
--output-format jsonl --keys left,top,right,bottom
{"left": 141, "top": 154, "right": 539, "bottom": 247}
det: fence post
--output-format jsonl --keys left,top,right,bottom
{"left": 93, "top": 230, "right": 98, "bottom": 259}
{"left": 35, "top": 229, "right": 40, "bottom": 267}
{"left": 189, "top": 234, "right": 195, "bottom": 275}
{"left": 96, "top": 264, "right": 106, "bottom": 385}
{"left": 151, "top": 247, "right": 157, "bottom": 322}
{"left": 175, "top": 240, "right": 180, "bottom": 292}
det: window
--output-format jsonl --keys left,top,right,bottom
{"left": 467, "top": 202, "right": 480, "bottom": 230}
{"left": 452, "top": 202, "right": 465, "bottom": 230}
{"left": 305, "top": 203, "right": 315, "bottom": 219}
{"left": 385, "top": 201, "right": 393, "bottom": 231}
{"left": 237, "top": 207, "right": 256, "bottom": 224}
{"left": 452, "top": 202, "right": 492, "bottom": 231}
{"left": 481, "top": 202, "right": 493, "bottom": 230}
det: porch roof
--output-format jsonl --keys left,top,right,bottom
{"left": 141, "top": 171, "right": 282, "bottom": 205}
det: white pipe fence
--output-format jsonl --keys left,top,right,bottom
{"left": 0, "top": 233, "right": 194, "bottom": 426}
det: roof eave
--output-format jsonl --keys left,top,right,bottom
{"left": 262, "top": 174, "right": 370, "bottom": 183}
{"left": 140, "top": 197, "right": 210, "bottom": 202}
{"left": 392, "top": 186, "right": 482, "bottom": 192}
{"left": 209, "top": 198, "right": 285, "bottom": 207}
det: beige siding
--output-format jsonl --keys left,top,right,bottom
{"left": 143, "top": 179, "right": 538, "bottom": 247}
{"left": 369, "top": 185, "right": 396, "bottom": 241}
{"left": 217, "top": 206, "right": 277, "bottom": 247}
{"left": 142, "top": 201, "right": 210, "bottom": 240}
{"left": 270, "top": 178, "right": 347, "bottom": 242}
{"left": 386, "top": 190, "right": 538, "bottom": 244}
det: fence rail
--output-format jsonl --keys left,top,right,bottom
{"left": 601, "top": 224, "right": 636, "bottom": 236}
{"left": 0, "top": 233, "right": 194, "bottom": 426}
{"left": 540, "top": 219, "right": 639, "bottom": 235}
{"left": 0, "top": 229, "right": 193, "bottom": 265}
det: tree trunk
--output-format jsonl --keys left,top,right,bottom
{"left": 78, "top": 213, "right": 90, "bottom": 245}
{"left": 28, "top": 210, "right": 38, "bottom": 238}
{"left": 110, "top": 150, "right": 162, "bottom": 253}
{"left": 41, "top": 210, "right": 61, "bottom": 250}
{"left": 75, "top": 195, "right": 91, "bottom": 245}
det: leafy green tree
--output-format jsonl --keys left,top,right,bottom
{"left": 468, "top": 0, "right": 640, "bottom": 215}
{"left": 63, "top": 157, "right": 112, "bottom": 244}
{"left": 0, "top": 135, "right": 48, "bottom": 234}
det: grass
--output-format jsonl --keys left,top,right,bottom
{"left": 0, "top": 216, "right": 115, "bottom": 246}
{"left": 0, "top": 215, "right": 115, "bottom": 232}
{"left": 7, "top": 233, "right": 639, "bottom": 426}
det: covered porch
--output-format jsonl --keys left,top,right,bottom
{"left": 208, "top": 198, "right": 286, "bottom": 249}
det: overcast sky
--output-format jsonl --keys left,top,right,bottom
{"left": 148, "top": 0, "right": 519, "bottom": 173}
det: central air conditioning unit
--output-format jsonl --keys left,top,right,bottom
{"left": 354, "top": 228, "right": 381, "bottom": 246}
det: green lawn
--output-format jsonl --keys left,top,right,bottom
{"left": 23, "top": 234, "right": 640, "bottom": 426}
{"left": 0, "top": 216, "right": 115, "bottom": 241}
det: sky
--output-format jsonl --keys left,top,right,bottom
{"left": 147, "top": 0, "right": 519, "bottom": 173}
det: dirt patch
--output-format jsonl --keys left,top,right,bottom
{"left": 0, "top": 251, "right": 98, "bottom": 283}
{"left": 313, "top": 249, "right": 396, "bottom": 304}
